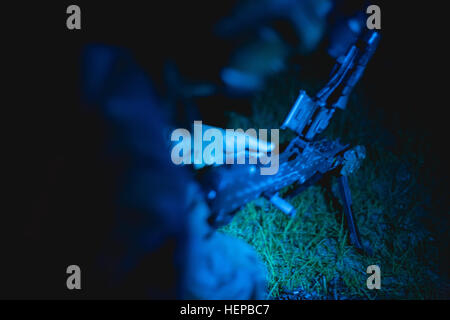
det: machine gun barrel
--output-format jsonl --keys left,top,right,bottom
{"left": 282, "top": 30, "right": 380, "bottom": 141}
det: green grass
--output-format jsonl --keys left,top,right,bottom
{"left": 219, "top": 71, "right": 447, "bottom": 299}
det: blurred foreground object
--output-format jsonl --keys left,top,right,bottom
{"left": 80, "top": 44, "right": 268, "bottom": 299}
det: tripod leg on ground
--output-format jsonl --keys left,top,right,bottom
{"left": 337, "top": 174, "right": 372, "bottom": 254}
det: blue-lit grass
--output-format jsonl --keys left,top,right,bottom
{"left": 220, "top": 71, "right": 446, "bottom": 299}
